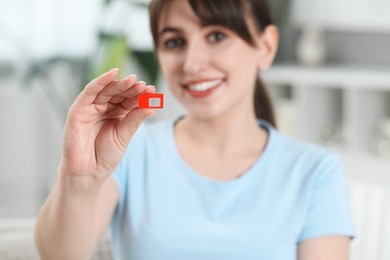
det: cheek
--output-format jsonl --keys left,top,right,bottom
{"left": 225, "top": 54, "right": 259, "bottom": 84}
{"left": 212, "top": 45, "right": 259, "bottom": 72}
{"left": 226, "top": 59, "right": 259, "bottom": 97}
{"left": 157, "top": 54, "right": 181, "bottom": 84}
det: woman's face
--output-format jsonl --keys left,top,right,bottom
{"left": 156, "top": 0, "right": 268, "bottom": 120}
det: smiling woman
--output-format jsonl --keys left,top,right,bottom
{"left": 34, "top": 1, "right": 355, "bottom": 260}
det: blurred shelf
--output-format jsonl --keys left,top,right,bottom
{"left": 263, "top": 64, "right": 390, "bottom": 90}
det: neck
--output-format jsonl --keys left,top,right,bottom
{"left": 174, "top": 102, "right": 269, "bottom": 181}
{"left": 176, "top": 106, "right": 266, "bottom": 155}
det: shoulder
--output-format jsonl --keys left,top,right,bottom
{"left": 261, "top": 120, "right": 342, "bottom": 177}
{"left": 277, "top": 131, "right": 338, "bottom": 164}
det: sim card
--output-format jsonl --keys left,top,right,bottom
{"left": 138, "top": 93, "right": 164, "bottom": 109}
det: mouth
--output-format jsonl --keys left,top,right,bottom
{"left": 183, "top": 79, "right": 223, "bottom": 99}
{"left": 185, "top": 79, "right": 223, "bottom": 92}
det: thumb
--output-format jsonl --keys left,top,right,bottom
{"left": 116, "top": 108, "right": 155, "bottom": 147}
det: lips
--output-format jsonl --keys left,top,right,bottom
{"left": 183, "top": 79, "right": 223, "bottom": 99}
{"left": 187, "top": 79, "right": 222, "bottom": 92}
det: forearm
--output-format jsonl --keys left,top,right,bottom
{"left": 35, "top": 171, "right": 104, "bottom": 260}
{"left": 298, "top": 236, "right": 350, "bottom": 260}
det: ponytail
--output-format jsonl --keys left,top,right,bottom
{"left": 254, "top": 77, "right": 276, "bottom": 128}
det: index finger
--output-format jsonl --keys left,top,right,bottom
{"left": 74, "top": 68, "right": 119, "bottom": 107}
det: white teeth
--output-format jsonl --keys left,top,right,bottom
{"left": 188, "top": 79, "right": 222, "bottom": 92}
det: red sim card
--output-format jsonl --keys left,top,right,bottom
{"left": 138, "top": 93, "right": 164, "bottom": 109}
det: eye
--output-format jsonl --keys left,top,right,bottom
{"left": 164, "top": 38, "right": 185, "bottom": 49}
{"left": 208, "top": 31, "right": 227, "bottom": 43}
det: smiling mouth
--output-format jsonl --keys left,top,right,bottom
{"left": 186, "top": 79, "right": 222, "bottom": 92}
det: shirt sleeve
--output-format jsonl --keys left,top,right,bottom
{"left": 299, "top": 153, "right": 355, "bottom": 242}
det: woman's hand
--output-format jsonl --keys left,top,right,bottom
{"left": 60, "top": 69, "right": 155, "bottom": 183}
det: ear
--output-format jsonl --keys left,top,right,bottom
{"left": 256, "top": 25, "right": 279, "bottom": 71}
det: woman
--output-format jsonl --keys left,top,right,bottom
{"left": 35, "top": 0, "right": 354, "bottom": 259}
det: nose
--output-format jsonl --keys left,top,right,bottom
{"left": 183, "top": 39, "right": 209, "bottom": 75}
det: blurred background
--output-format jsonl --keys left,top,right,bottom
{"left": 0, "top": 0, "right": 389, "bottom": 259}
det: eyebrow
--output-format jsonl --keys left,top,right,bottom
{"left": 159, "top": 27, "right": 182, "bottom": 36}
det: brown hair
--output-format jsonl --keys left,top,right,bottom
{"left": 149, "top": 0, "right": 276, "bottom": 127}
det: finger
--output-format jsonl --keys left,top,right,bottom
{"left": 121, "top": 81, "right": 150, "bottom": 97}
{"left": 106, "top": 86, "right": 156, "bottom": 117}
{"left": 93, "top": 75, "right": 138, "bottom": 104}
{"left": 106, "top": 81, "right": 150, "bottom": 105}
{"left": 119, "top": 85, "right": 156, "bottom": 110}
{"left": 112, "top": 85, "right": 157, "bottom": 146}
{"left": 74, "top": 68, "right": 118, "bottom": 106}
{"left": 108, "top": 95, "right": 126, "bottom": 105}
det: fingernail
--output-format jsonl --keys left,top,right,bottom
{"left": 126, "top": 74, "right": 137, "bottom": 81}
{"left": 146, "top": 85, "right": 156, "bottom": 92}
{"left": 110, "top": 68, "right": 119, "bottom": 73}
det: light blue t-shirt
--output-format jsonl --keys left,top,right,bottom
{"left": 110, "top": 118, "right": 354, "bottom": 260}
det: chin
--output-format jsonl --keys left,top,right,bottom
{"left": 186, "top": 106, "right": 227, "bottom": 121}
